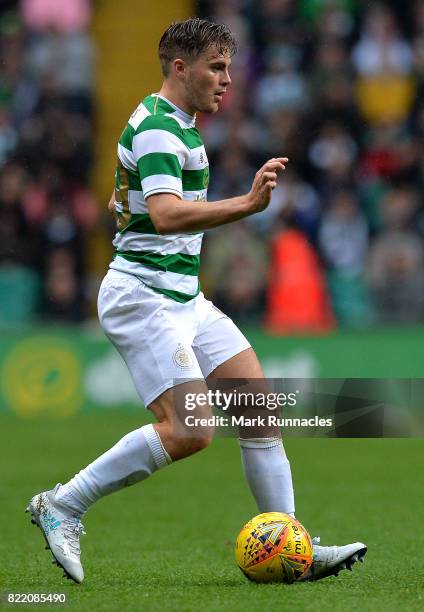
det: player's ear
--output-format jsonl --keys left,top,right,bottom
{"left": 173, "top": 58, "right": 187, "bottom": 80}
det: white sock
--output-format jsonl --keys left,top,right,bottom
{"left": 54, "top": 424, "right": 171, "bottom": 514}
{"left": 239, "top": 437, "right": 295, "bottom": 516}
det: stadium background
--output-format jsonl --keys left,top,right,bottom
{"left": 1, "top": 0, "right": 424, "bottom": 416}
{"left": 1, "top": 2, "right": 423, "bottom": 611}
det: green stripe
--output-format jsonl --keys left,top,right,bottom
{"left": 120, "top": 213, "right": 158, "bottom": 235}
{"left": 115, "top": 166, "right": 141, "bottom": 191}
{"left": 138, "top": 152, "right": 181, "bottom": 180}
{"left": 114, "top": 251, "right": 200, "bottom": 276}
{"left": 127, "top": 168, "right": 141, "bottom": 190}
{"left": 182, "top": 168, "right": 209, "bottom": 190}
{"left": 150, "top": 284, "right": 200, "bottom": 303}
{"left": 142, "top": 95, "right": 175, "bottom": 115}
{"left": 136, "top": 115, "right": 203, "bottom": 149}
{"left": 142, "top": 96, "right": 155, "bottom": 113}
{"left": 119, "top": 124, "right": 135, "bottom": 150}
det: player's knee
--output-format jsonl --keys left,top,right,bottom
{"left": 190, "top": 431, "right": 213, "bottom": 453}
{"left": 170, "top": 429, "right": 213, "bottom": 460}
{"left": 176, "top": 432, "right": 212, "bottom": 458}
{"left": 154, "top": 418, "right": 213, "bottom": 460}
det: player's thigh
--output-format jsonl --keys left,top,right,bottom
{"left": 208, "top": 349, "right": 278, "bottom": 439}
{"left": 148, "top": 379, "right": 212, "bottom": 425}
{"left": 207, "top": 347, "right": 264, "bottom": 380}
{"left": 193, "top": 298, "right": 278, "bottom": 438}
{"left": 193, "top": 296, "right": 254, "bottom": 380}
{"left": 98, "top": 270, "right": 204, "bottom": 408}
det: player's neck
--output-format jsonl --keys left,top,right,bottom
{"left": 158, "top": 83, "right": 196, "bottom": 117}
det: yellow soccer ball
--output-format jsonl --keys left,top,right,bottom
{"left": 235, "top": 512, "right": 313, "bottom": 583}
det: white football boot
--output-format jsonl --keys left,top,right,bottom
{"left": 300, "top": 537, "right": 367, "bottom": 581}
{"left": 26, "top": 484, "right": 85, "bottom": 584}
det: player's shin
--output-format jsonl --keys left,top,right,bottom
{"left": 54, "top": 424, "right": 172, "bottom": 514}
{"left": 239, "top": 437, "right": 295, "bottom": 516}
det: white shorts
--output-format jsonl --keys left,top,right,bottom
{"left": 97, "top": 269, "right": 251, "bottom": 407}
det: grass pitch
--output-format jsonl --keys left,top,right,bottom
{"left": 1, "top": 413, "right": 423, "bottom": 611}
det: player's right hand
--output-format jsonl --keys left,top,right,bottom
{"left": 247, "top": 157, "right": 288, "bottom": 213}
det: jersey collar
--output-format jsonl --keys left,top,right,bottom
{"left": 152, "top": 93, "right": 196, "bottom": 127}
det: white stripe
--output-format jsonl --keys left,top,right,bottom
{"left": 118, "top": 143, "right": 137, "bottom": 171}
{"left": 110, "top": 256, "right": 198, "bottom": 295}
{"left": 133, "top": 130, "right": 188, "bottom": 165}
{"left": 113, "top": 231, "right": 203, "bottom": 255}
{"left": 165, "top": 110, "right": 195, "bottom": 129}
{"left": 162, "top": 103, "right": 196, "bottom": 127}
{"left": 183, "top": 189, "right": 208, "bottom": 201}
{"left": 128, "top": 189, "right": 147, "bottom": 214}
{"left": 128, "top": 102, "right": 150, "bottom": 130}
{"left": 184, "top": 145, "right": 208, "bottom": 170}
{"left": 121, "top": 186, "right": 207, "bottom": 207}
{"left": 142, "top": 174, "right": 182, "bottom": 198}
{"left": 129, "top": 188, "right": 203, "bottom": 211}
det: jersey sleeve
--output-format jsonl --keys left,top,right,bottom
{"left": 133, "top": 116, "right": 189, "bottom": 199}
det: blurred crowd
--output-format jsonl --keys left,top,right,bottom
{"left": 2, "top": 0, "right": 424, "bottom": 330}
{"left": 0, "top": 0, "right": 97, "bottom": 323}
{"left": 199, "top": 0, "right": 424, "bottom": 330}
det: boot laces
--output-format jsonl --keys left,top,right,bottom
{"left": 62, "top": 518, "right": 86, "bottom": 555}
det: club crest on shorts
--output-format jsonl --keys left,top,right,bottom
{"left": 173, "top": 344, "right": 193, "bottom": 369}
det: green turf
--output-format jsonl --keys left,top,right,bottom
{"left": 1, "top": 414, "right": 423, "bottom": 611}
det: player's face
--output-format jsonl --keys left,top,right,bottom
{"left": 184, "top": 47, "right": 232, "bottom": 114}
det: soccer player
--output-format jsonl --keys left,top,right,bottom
{"left": 27, "top": 18, "right": 366, "bottom": 583}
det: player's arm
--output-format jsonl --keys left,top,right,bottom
{"left": 147, "top": 158, "right": 288, "bottom": 234}
{"left": 107, "top": 190, "right": 115, "bottom": 213}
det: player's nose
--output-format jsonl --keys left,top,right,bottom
{"left": 222, "top": 70, "right": 231, "bottom": 87}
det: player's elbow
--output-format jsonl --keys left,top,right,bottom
{"left": 147, "top": 195, "right": 181, "bottom": 234}
{"left": 150, "top": 214, "right": 165, "bottom": 234}
{"left": 150, "top": 214, "right": 175, "bottom": 234}
{"left": 150, "top": 209, "right": 185, "bottom": 234}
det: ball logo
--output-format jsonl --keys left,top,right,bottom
{"left": 173, "top": 344, "right": 193, "bottom": 369}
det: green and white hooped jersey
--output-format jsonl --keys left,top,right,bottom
{"left": 110, "top": 94, "right": 209, "bottom": 303}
